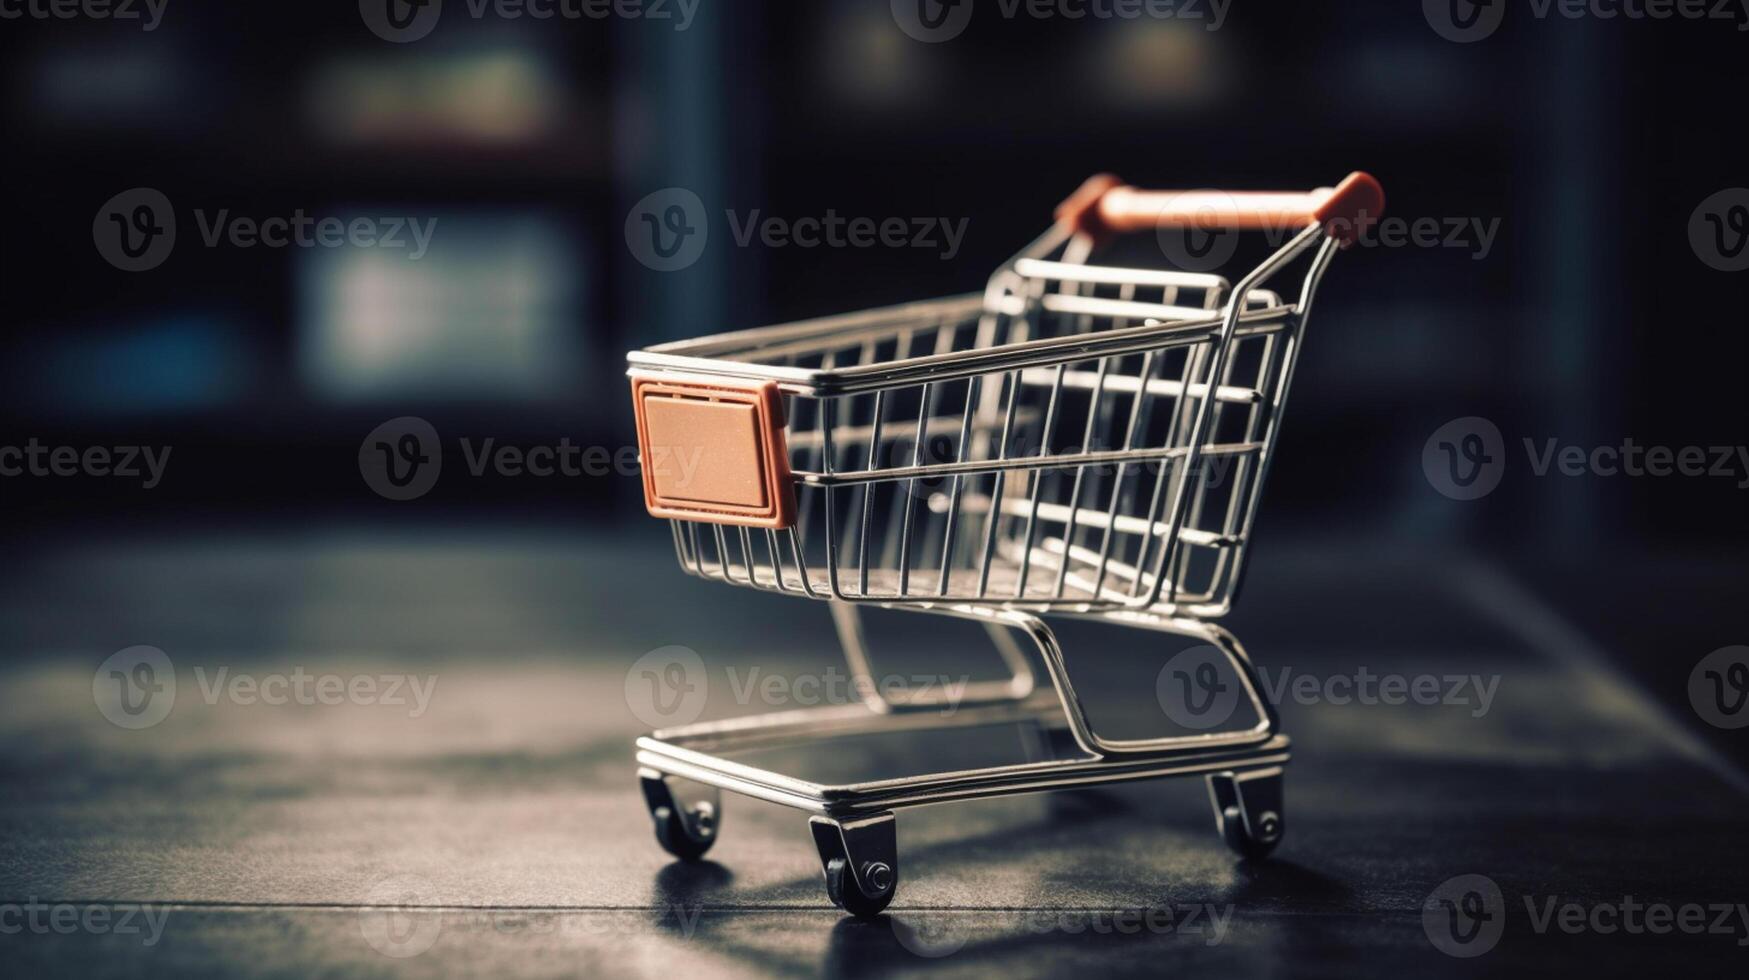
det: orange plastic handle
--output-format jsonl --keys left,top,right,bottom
{"left": 1056, "top": 171, "right": 1385, "bottom": 247}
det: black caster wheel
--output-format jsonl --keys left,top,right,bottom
{"left": 1208, "top": 769, "right": 1284, "bottom": 861}
{"left": 1219, "top": 804, "right": 1281, "bottom": 860}
{"left": 640, "top": 769, "right": 719, "bottom": 862}
{"left": 824, "top": 856, "right": 895, "bottom": 918}
{"left": 811, "top": 813, "right": 897, "bottom": 919}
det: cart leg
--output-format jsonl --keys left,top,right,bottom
{"left": 1005, "top": 610, "right": 1280, "bottom": 758}
{"left": 639, "top": 768, "right": 720, "bottom": 862}
{"left": 1206, "top": 767, "right": 1284, "bottom": 860}
{"left": 810, "top": 812, "right": 897, "bottom": 918}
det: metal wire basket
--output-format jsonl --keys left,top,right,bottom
{"left": 628, "top": 172, "right": 1384, "bottom": 917}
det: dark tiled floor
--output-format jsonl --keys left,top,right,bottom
{"left": 1, "top": 526, "right": 1745, "bottom": 977}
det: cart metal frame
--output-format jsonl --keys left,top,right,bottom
{"left": 626, "top": 173, "right": 1383, "bottom": 916}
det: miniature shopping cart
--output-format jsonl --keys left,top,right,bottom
{"left": 627, "top": 172, "right": 1384, "bottom": 916}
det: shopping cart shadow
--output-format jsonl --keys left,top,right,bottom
{"left": 643, "top": 790, "right": 1350, "bottom": 975}
{"left": 647, "top": 857, "right": 1348, "bottom": 975}
{"left": 814, "top": 859, "right": 1349, "bottom": 977}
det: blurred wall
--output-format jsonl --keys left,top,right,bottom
{"left": 2, "top": 1, "right": 1744, "bottom": 555}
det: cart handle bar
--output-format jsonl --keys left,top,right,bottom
{"left": 1056, "top": 171, "right": 1384, "bottom": 247}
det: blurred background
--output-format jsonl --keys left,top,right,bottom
{"left": 4, "top": 0, "right": 1744, "bottom": 752}
{"left": 3, "top": 3, "right": 1748, "bottom": 974}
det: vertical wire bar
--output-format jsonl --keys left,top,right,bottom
{"left": 876, "top": 331, "right": 918, "bottom": 588}
{"left": 1091, "top": 348, "right": 1157, "bottom": 598}
{"left": 764, "top": 528, "right": 787, "bottom": 592}
{"left": 1173, "top": 344, "right": 1237, "bottom": 598}
{"left": 1131, "top": 341, "right": 1207, "bottom": 598}
{"left": 839, "top": 340, "right": 878, "bottom": 564}
{"left": 975, "top": 370, "right": 1023, "bottom": 597}
{"left": 817, "top": 397, "right": 838, "bottom": 598}
{"left": 973, "top": 272, "right": 1045, "bottom": 597}
{"left": 857, "top": 390, "right": 886, "bottom": 597}
{"left": 793, "top": 348, "right": 838, "bottom": 534}
{"left": 1012, "top": 361, "right": 1068, "bottom": 599}
{"left": 711, "top": 524, "right": 734, "bottom": 581}
{"left": 912, "top": 317, "right": 964, "bottom": 565}
{"left": 1182, "top": 331, "right": 1267, "bottom": 600}
{"left": 669, "top": 520, "right": 687, "bottom": 566}
{"left": 1126, "top": 277, "right": 1220, "bottom": 599}
{"left": 1052, "top": 354, "right": 1112, "bottom": 597}
{"left": 895, "top": 381, "right": 933, "bottom": 596}
{"left": 936, "top": 374, "right": 981, "bottom": 596}
{"left": 686, "top": 522, "right": 706, "bottom": 577}
{"left": 737, "top": 526, "right": 758, "bottom": 587}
